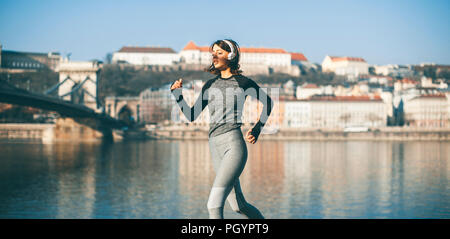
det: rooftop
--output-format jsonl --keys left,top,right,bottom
{"left": 309, "top": 95, "right": 383, "bottom": 102}
{"left": 329, "top": 56, "right": 366, "bottom": 63}
{"left": 118, "top": 46, "right": 176, "bottom": 54}
{"left": 290, "top": 52, "right": 308, "bottom": 61}
{"left": 182, "top": 41, "right": 290, "bottom": 54}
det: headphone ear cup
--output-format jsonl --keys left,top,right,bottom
{"left": 223, "top": 40, "right": 236, "bottom": 60}
{"left": 228, "top": 52, "right": 235, "bottom": 60}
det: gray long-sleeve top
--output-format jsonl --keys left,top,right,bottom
{"left": 170, "top": 74, "right": 273, "bottom": 139}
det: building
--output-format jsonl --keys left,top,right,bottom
{"left": 0, "top": 44, "right": 61, "bottom": 71}
{"left": 296, "top": 83, "right": 322, "bottom": 99}
{"left": 290, "top": 52, "right": 308, "bottom": 65}
{"left": 241, "top": 87, "right": 281, "bottom": 130}
{"left": 420, "top": 76, "right": 449, "bottom": 89}
{"left": 284, "top": 100, "right": 311, "bottom": 127}
{"left": 359, "top": 75, "right": 393, "bottom": 86}
{"left": 283, "top": 95, "right": 386, "bottom": 128}
{"left": 112, "top": 46, "right": 179, "bottom": 66}
{"left": 179, "top": 41, "right": 301, "bottom": 76}
{"left": 139, "top": 83, "right": 175, "bottom": 124}
{"left": 373, "top": 64, "right": 414, "bottom": 77}
{"left": 403, "top": 94, "right": 448, "bottom": 128}
{"left": 261, "top": 83, "right": 294, "bottom": 100}
{"left": 321, "top": 55, "right": 369, "bottom": 80}
{"left": 291, "top": 52, "right": 317, "bottom": 71}
{"left": 179, "top": 41, "right": 212, "bottom": 66}
{"left": 394, "top": 78, "right": 419, "bottom": 92}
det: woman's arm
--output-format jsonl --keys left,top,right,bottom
{"left": 170, "top": 79, "right": 212, "bottom": 122}
{"left": 248, "top": 80, "right": 274, "bottom": 142}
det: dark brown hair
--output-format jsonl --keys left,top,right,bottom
{"left": 205, "top": 39, "right": 243, "bottom": 75}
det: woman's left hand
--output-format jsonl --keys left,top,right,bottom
{"left": 246, "top": 128, "right": 257, "bottom": 144}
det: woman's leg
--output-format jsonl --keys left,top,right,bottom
{"left": 207, "top": 139, "right": 229, "bottom": 219}
{"left": 207, "top": 129, "right": 264, "bottom": 219}
{"left": 227, "top": 179, "right": 264, "bottom": 219}
{"left": 207, "top": 130, "right": 248, "bottom": 219}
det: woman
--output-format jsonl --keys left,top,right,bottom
{"left": 170, "top": 39, "right": 273, "bottom": 219}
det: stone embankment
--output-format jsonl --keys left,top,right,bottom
{"left": 1, "top": 124, "right": 449, "bottom": 142}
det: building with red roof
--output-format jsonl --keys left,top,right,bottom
{"left": 321, "top": 55, "right": 369, "bottom": 81}
{"left": 179, "top": 41, "right": 304, "bottom": 76}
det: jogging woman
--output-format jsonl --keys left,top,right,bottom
{"left": 170, "top": 39, "right": 273, "bottom": 219}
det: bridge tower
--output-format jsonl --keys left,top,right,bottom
{"left": 57, "top": 60, "right": 101, "bottom": 111}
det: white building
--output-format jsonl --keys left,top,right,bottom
{"left": 296, "top": 83, "right": 322, "bottom": 99}
{"left": 112, "top": 46, "right": 179, "bottom": 66}
{"left": 322, "top": 55, "right": 369, "bottom": 80}
{"left": 284, "top": 100, "right": 311, "bottom": 127}
{"left": 367, "top": 75, "right": 392, "bottom": 85}
{"left": 403, "top": 94, "right": 449, "bottom": 128}
{"left": 179, "top": 41, "right": 300, "bottom": 76}
{"left": 420, "top": 76, "right": 449, "bottom": 89}
{"left": 374, "top": 64, "right": 414, "bottom": 77}
{"left": 394, "top": 78, "right": 419, "bottom": 92}
{"left": 282, "top": 95, "right": 386, "bottom": 128}
{"left": 379, "top": 91, "right": 394, "bottom": 118}
{"left": 179, "top": 41, "right": 212, "bottom": 65}
{"left": 291, "top": 52, "right": 319, "bottom": 72}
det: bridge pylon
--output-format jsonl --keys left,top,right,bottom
{"left": 57, "top": 60, "right": 101, "bottom": 111}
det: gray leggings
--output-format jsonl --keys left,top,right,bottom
{"left": 207, "top": 128, "right": 264, "bottom": 219}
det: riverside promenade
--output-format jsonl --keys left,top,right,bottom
{"left": 152, "top": 125, "right": 450, "bottom": 141}
{"left": 1, "top": 123, "right": 449, "bottom": 141}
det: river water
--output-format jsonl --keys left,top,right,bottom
{"left": 0, "top": 139, "right": 448, "bottom": 218}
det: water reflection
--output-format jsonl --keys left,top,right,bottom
{"left": 0, "top": 139, "right": 448, "bottom": 218}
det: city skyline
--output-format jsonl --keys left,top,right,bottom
{"left": 1, "top": 0, "right": 449, "bottom": 65}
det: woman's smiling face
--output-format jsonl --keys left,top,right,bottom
{"left": 211, "top": 44, "right": 230, "bottom": 70}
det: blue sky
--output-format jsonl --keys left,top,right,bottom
{"left": 1, "top": 0, "right": 449, "bottom": 65}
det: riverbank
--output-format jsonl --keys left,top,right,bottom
{"left": 152, "top": 126, "right": 450, "bottom": 141}
{"left": 1, "top": 123, "right": 449, "bottom": 141}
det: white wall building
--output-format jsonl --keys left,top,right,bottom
{"left": 322, "top": 55, "right": 369, "bottom": 79}
{"left": 296, "top": 83, "right": 323, "bottom": 99}
{"left": 420, "top": 76, "right": 449, "bottom": 89}
{"left": 394, "top": 78, "right": 419, "bottom": 92}
{"left": 112, "top": 46, "right": 179, "bottom": 66}
{"left": 403, "top": 94, "right": 448, "bottom": 128}
{"left": 282, "top": 95, "right": 386, "bottom": 128}
{"left": 374, "top": 64, "right": 414, "bottom": 77}
{"left": 284, "top": 100, "right": 311, "bottom": 127}
{"left": 179, "top": 41, "right": 212, "bottom": 65}
{"left": 179, "top": 41, "right": 300, "bottom": 76}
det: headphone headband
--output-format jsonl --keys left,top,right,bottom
{"left": 222, "top": 40, "right": 236, "bottom": 60}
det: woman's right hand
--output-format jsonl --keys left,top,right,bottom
{"left": 170, "top": 78, "right": 183, "bottom": 91}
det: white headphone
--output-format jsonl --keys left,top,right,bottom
{"left": 222, "top": 40, "right": 236, "bottom": 60}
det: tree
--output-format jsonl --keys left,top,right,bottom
{"left": 339, "top": 113, "right": 351, "bottom": 127}
{"left": 366, "top": 113, "right": 383, "bottom": 127}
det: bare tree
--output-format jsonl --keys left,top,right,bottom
{"left": 339, "top": 113, "right": 351, "bottom": 127}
